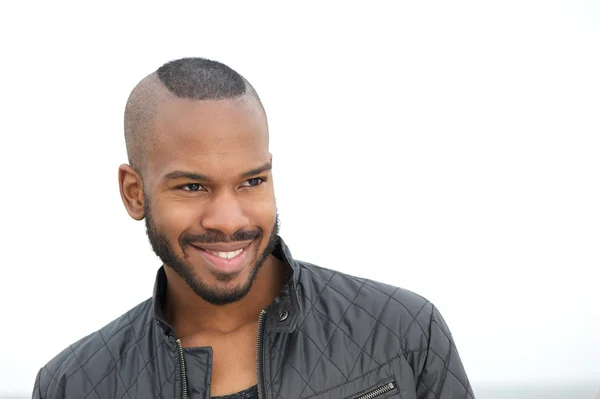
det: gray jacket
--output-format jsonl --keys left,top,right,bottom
{"left": 33, "top": 237, "right": 475, "bottom": 398}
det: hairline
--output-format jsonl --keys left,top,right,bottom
{"left": 125, "top": 73, "right": 267, "bottom": 176}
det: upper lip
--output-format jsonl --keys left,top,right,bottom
{"left": 190, "top": 241, "right": 253, "bottom": 252}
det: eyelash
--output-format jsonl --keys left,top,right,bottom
{"left": 242, "top": 177, "right": 267, "bottom": 188}
{"left": 180, "top": 183, "right": 205, "bottom": 192}
{"left": 178, "top": 177, "right": 267, "bottom": 192}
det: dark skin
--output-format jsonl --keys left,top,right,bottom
{"left": 118, "top": 87, "right": 284, "bottom": 396}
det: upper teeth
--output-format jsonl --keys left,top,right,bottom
{"left": 208, "top": 248, "right": 243, "bottom": 260}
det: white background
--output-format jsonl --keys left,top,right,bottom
{"left": 1, "top": 1, "right": 599, "bottom": 395}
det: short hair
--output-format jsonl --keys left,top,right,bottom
{"left": 124, "top": 57, "right": 264, "bottom": 172}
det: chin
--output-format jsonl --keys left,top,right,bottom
{"left": 187, "top": 273, "right": 256, "bottom": 306}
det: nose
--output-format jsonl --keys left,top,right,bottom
{"left": 200, "top": 190, "right": 250, "bottom": 237}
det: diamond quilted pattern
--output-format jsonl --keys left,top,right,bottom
{"left": 33, "top": 239, "right": 474, "bottom": 399}
{"left": 33, "top": 300, "right": 179, "bottom": 399}
{"left": 264, "top": 262, "right": 474, "bottom": 398}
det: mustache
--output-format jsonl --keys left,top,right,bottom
{"left": 180, "top": 229, "right": 261, "bottom": 246}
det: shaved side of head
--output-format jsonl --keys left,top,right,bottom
{"left": 123, "top": 74, "right": 168, "bottom": 173}
{"left": 123, "top": 57, "right": 266, "bottom": 173}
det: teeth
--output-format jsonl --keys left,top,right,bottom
{"left": 208, "top": 248, "right": 243, "bottom": 260}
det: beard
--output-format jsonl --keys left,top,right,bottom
{"left": 144, "top": 197, "right": 280, "bottom": 306}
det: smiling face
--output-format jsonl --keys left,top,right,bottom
{"left": 133, "top": 94, "right": 279, "bottom": 306}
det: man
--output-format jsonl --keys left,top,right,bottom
{"left": 32, "top": 57, "right": 475, "bottom": 399}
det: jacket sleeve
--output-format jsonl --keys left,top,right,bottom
{"left": 415, "top": 304, "right": 475, "bottom": 399}
{"left": 32, "top": 368, "right": 43, "bottom": 399}
{"left": 32, "top": 367, "right": 65, "bottom": 399}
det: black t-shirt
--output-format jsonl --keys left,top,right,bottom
{"left": 211, "top": 385, "right": 258, "bottom": 399}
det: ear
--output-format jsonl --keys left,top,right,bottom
{"left": 118, "top": 164, "right": 145, "bottom": 221}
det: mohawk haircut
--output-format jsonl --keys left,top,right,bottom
{"left": 157, "top": 57, "right": 257, "bottom": 100}
{"left": 124, "top": 57, "right": 264, "bottom": 172}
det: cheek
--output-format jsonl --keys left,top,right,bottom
{"left": 154, "top": 199, "right": 199, "bottom": 238}
{"left": 244, "top": 197, "right": 276, "bottom": 230}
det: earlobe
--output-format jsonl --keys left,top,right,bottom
{"left": 118, "top": 164, "right": 145, "bottom": 221}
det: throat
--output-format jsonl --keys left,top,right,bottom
{"left": 195, "top": 325, "right": 260, "bottom": 397}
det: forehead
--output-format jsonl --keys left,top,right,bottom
{"left": 147, "top": 95, "right": 269, "bottom": 180}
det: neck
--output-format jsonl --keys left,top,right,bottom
{"left": 163, "top": 255, "right": 284, "bottom": 340}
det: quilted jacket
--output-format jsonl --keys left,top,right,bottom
{"left": 32, "top": 237, "right": 475, "bottom": 398}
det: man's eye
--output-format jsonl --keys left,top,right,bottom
{"left": 181, "top": 183, "right": 203, "bottom": 192}
{"left": 242, "top": 178, "right": 265, "bottom": 188}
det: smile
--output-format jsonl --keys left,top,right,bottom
{"left": 189, "top": 241, "right": 254, "bottom": 274}
{"left": 204, "top": 248, "right": 244, "bottom": 260}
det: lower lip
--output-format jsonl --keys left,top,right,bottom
{"left": 192, "top": 245, "right": 251, "bottom": 274}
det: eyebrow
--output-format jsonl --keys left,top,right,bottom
{"left": 239, "top": 162, "right": 272, "bottom": 179}
{"left": 164, "top": 170, "right": 212, "bottom": 182}
{"left": 164, "top": 162, "right": 272, "bottom": 182}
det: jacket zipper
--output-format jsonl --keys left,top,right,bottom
{"left": 256, "top": 309, "right": 267, "bottom": 399}
{"left": 175, "top": 310, "right": 266, "bottom": 399}
{"left": 356, "top": 381, "right": 397, "bottom": 399}
{"left": 176, "top": 338, "right": 188, "bottom": 399}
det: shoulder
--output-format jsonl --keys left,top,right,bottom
{"left": 35, "top": 298, "right": 154, "bottom": 396}
{"left": 296, "top": 260, "right": 432, "bottom": 314}
{"left": 296, "top": 261, "right": 435, "bottom": 351}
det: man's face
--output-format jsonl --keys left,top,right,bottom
{"left": 142, "top": 95, "right": 278, "bottom": 306}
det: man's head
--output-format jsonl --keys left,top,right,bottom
{"left": 119, "top": 58, "right": 279, "bottom": 306}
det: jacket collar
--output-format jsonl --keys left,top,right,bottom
{"left": 152, "top": 235, "right": 302, "bottom": 336}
